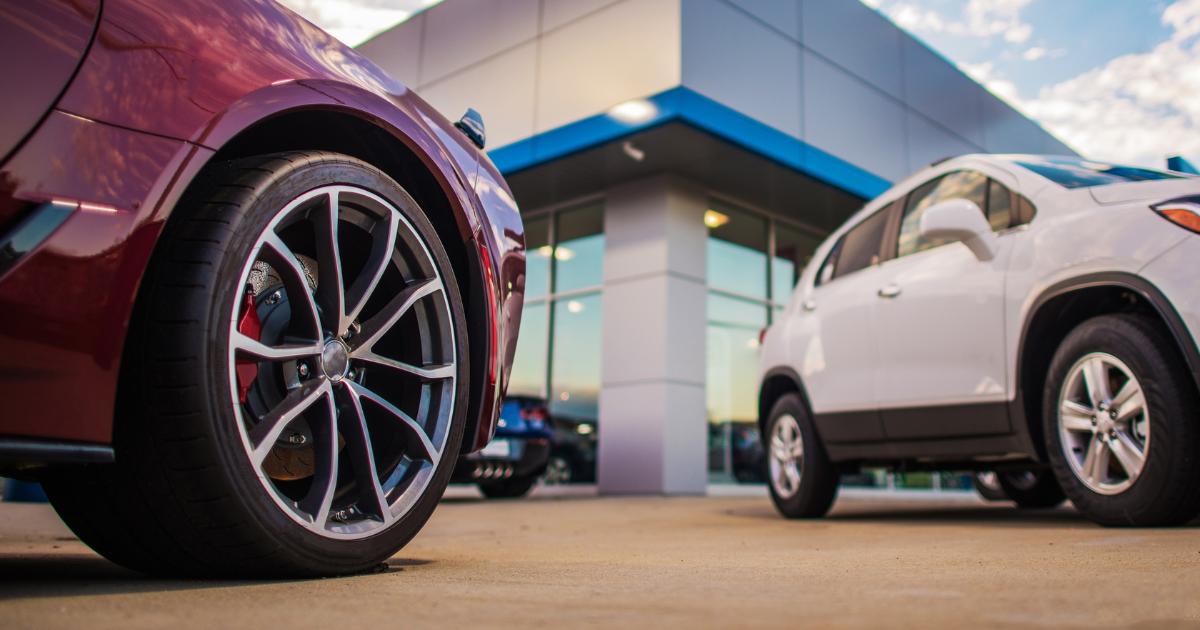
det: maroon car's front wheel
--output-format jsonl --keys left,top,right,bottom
{"left": 44, "top": 151, "right": 469, "bottom": 577}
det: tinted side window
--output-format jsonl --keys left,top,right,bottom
{"left": 986, "top": 179, "right": 1014, "bottom": 231}
{"left": 1014, "top": 193, "right": 1037, "bottom": 226}
{"left": 897, "top": 170, "right": 988, "bottom": 257}
{"left": 833, "top": 209, "right": 890, "bottom": 280}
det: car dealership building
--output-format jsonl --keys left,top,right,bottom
{"left": 359, "top": 0, "right": 1075, "bottom": 494}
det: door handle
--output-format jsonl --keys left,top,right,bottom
{"left": 801, "top": 299, "right": 817, "bottom": 312}
{"left": 877, "top": 284, "right": 902, "bottom": 299}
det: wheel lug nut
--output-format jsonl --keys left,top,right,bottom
{"left": 266, "top": 290, "right": 282, "bottom": 305}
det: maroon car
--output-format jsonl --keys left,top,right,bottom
{"left": 0, "top": 0, "right": 524, "bottom": 576}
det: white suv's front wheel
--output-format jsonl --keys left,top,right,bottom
{"left": 765, "top": 394, "right": 838, "bottom": 519}
{"left": 1043, "top": 314, "right": 1200, "bottom": 526}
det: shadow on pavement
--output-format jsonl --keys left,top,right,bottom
{"left": 0, "top": 552, "right": 431, "bottom": 600}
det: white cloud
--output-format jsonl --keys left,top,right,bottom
{"left": 1018, "top": 0, "right": 1200, "bottom": 166}
{"left": 278, "top": 0, "right": 438, "bottom": 46}
{"left": 1022, "top": 46, "right": 1065, "bottom": 61}
{"left": 870, "top": 0, "right": 1034, "bottom": 45}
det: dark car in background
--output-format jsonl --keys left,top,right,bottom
{"left": 455, "top": 396, "right": 551, "bottom": 498}
{"left": 0, "top": 0, "right": 523, "bottom": 577}
{"left": 544, "top": 414, "right": 598, "bottom": 485}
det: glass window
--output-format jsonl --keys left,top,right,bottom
{"left": 815, "top": 240, "right": 841, "bottom": 287}
{"left": 554, "top": 205, "right": 604, "bottom": 293}
{"left": 832, "top": 207, "right": 890, "bottom": 279}
{"left": 897, "top": 170, "right": 987, "bottom": 257}
{"left": 772, "top": 224, "right": 821, "bottom": 307}
{"left": 707, "top": 203, "right": 768, "bottom": 299}
{"left": 706, "top": 294, "right": 767, "bottom": 475}
{"left": 1015, "top": 193, "right": 1037, "bottom": 226}
{"left": 506, "top": 303, "right": 547, "bottom": 398}
{"left": 1012, "top": 156, "right": 1185, "bottom": 189}
{"left": 549, "top": 293, "right": 602, "bottom": 421}
{"left": 986, "top": 179, "right": 1013, "bottom": 231}
{"left": 523, "top": 217, "right": 550, "bottom": 301}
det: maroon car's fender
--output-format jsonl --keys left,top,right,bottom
{"left": 0, "top": 0, "right": 523, "bottom": 452}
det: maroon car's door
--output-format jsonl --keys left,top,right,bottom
{"left": 0, "top": 0, "right": 101, "bottom": 164}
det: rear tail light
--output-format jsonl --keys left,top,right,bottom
{"left": 1152, "top": 196, "right": 1200, "bottom": 234}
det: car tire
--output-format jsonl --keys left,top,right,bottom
{"left": 479, "top": 473, "right": 539, "bottom": 499}
{"left": 43, "top": 151, "right": 469, "bottom": 577}
{"left": 542, "top": 454, "right": 574, "bottom": 485}
{"left": 765, "top": 393, "right": 838, "bottom": 519}
{"left": 995, "top": 470, "right": 1065, "bottom": 508}
{"left": 1043, "top": 314, "right": 1200, "bottom": 527}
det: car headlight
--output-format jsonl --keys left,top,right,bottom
{"left": 1152, "top": 196, "right": 1200, "bottom": 234}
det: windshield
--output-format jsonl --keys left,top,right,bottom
{"left": 1010, "top": 156, "right": 1187, "bottom": 189}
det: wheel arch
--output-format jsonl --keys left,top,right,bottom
{"left": 758, "top": 367, "right": 816, "bottom": 437}
{"left": 128, "top": 90, "right": 496, "bottom": 453}
{"left": 1012, "top": 272, "right": 1200, "bottom": 460}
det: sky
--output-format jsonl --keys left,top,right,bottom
{"left": 281, "top": 0, "right": 1200, "bottom": 169}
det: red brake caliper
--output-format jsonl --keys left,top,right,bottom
{"left": 235, "top": 285, "right": 262, "bottom": 404}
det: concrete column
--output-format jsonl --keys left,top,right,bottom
{"left": 598, "top": 176, "right": 708, "bottom": 495}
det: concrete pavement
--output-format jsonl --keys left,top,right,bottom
{"left": 1, "top": 487, "right": 1198, "bottom": 629}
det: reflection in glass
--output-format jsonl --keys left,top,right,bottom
{"left": 554, "top": 205, "right": 604, "bottom": 293}
{"left": 550, "top": 293, "right": 602, "bottom": 420}
{"left": 707, "top": 294, "right": 767, "bottom": 476}
{"left": 707, "top": 203, "right": 767, "bottom": 299}
{"left": 772, "top": 224, "right": 821, "bottom": 307}
{"left": 507, "top": 302, "right": 547, "bottom": 398}
{"left": 523, "top": 216, "right": 550, "bottom": 301}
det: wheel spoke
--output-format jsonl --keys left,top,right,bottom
{"left": 1081, "top": 435, "right": 1109, "bottom": 485}
{"left": 349, "top": 278, "right": 442, "bottom": 355}
{"left": 1082, "top": 358, "right": 1111, "bottom": 407}
{"left": 355, "top": 350, "right": 455, "bottom": 381}
{"left": 260, "top": 232, "right": 322, "bottom": 340}
{"left": 313, "top": 190, "right": 347, "bottom": 336}
{"left": 348, "top": 382, "right": 438, "bottom": 465}
{"left": 233, "top": 332, "right": 322, "bottom": 362}
{"left": 344, "top": 206, "right": 399, "bottom": 328}
{"left": 1114, "top": 386, "right": 1146, "bottom": 424}
{"left": 247, "top": 380, "right": 330, "bottom": 466}
{"left": 339, "top": 386, "right": 392, "bottom": 525}
{"left": 297, "top": 393, "right": 340, "bottom": 526}
{"left": 1109, "top": 430, "right": 1146, "bottom": 479}
{"left": 1060, "top": 400, "right": 1095, "bottom": 433}
{"left": 783, "top": 463, "right": 800, "bottom": 489}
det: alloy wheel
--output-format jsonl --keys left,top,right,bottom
{"left": 227, "top": 184, "right": 457, "bottom": 539}
{"left": 769, "top": 414, "right": 804, "bottom": 498}
{"left": 1057, "top": 352, "right": 1149, "bottom": 496}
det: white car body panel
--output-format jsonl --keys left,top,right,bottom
{"left": 762, "top": 154, "right": 1200, "bottom": 454}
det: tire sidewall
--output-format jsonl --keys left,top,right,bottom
{"left": 1043, "top": 316, "right": 1178, "bottom": 524}
{"left": 194, "top": 156, "right": 469, "bottom": 572}
{"left": 765, "top": 393, "right": 836, "bottom": 518}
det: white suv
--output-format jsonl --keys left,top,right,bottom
{"left": 758, "top": 155, "right": 1200, "bottom": 526}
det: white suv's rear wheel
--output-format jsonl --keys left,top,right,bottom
{"left": 1043, "top": 314, "right": 1200, "bottom": 526}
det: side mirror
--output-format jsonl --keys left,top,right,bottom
{"left": 918, "top": 198, "right": 997, "bottom": 261}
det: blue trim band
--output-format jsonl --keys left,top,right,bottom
{"left": 489, "top": 86, "right": 891, "bottom": 199}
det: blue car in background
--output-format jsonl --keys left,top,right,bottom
{"left": 452, "top": 396, "right": 552, "bottom": 498}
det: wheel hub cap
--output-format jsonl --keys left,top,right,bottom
{"left": 1057, "top": 352, "right": 1149, "bottom": 496}
{"left": 320, "top": 339, "right": 350, "bottom": 381}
